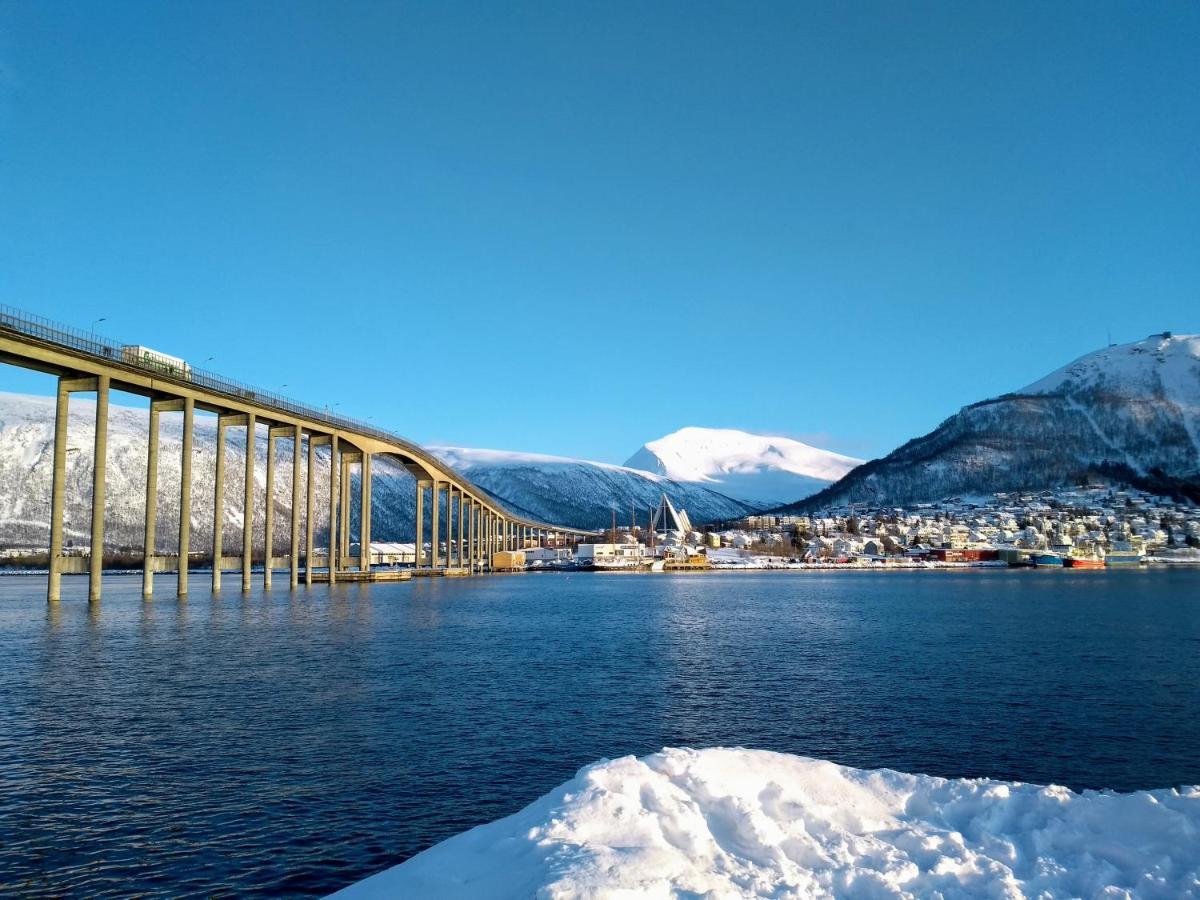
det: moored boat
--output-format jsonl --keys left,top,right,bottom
{"left": 1105, "top": 551, "right": 1144, "bottom": 566}
{"left": 1064, "top": 555, "right": 1105, "bottom": 569}
{"left": 1033, "top": 553, "right": 1064, "bottom": 568}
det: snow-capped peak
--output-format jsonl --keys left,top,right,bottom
{"left": 429, "top": 445, "right": 668, "bottom": 479}
{"left": 1022, "top": 331, "right": 1200, "bottom": 399}
{"left": 623, "top": 426, "right": 862, "bottom": 506}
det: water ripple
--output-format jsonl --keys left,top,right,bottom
{"left": 1, "top": 570, "right": 1199, "bottom": 896}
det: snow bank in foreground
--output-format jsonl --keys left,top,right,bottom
{"left": 334, "top": 748, "right": 1200, "bottom": 899}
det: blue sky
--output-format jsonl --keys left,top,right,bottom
{"left": 1, "top": 2, "right": 1197, "bottom": 463}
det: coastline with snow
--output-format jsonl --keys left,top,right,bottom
{"left": 333, "top": 747, "right": 1200, "bottom": 898}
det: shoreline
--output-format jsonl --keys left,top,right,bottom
{"left": 4, "top": 559, "right": 1199, "bottom": 578}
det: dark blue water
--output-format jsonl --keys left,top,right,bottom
{"left": 2, "top": 569, "right": 1198, "bottom": 896}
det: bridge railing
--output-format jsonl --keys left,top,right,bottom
{"left": 0, "top": 303, "right": 581, "bottom": 533}
{"left": 0, "top": 303, "right": 411, "bottom": 447}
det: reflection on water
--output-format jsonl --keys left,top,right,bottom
{"left": 1, "top": 569, "right": 1199, "bottom": 897}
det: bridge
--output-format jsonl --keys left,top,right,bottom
{"left": 0, "top": 305, "right": 593, "bottom": 601}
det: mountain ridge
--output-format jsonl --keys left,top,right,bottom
{"left": 786, "top": 332, "right": 1200, "bottom": 510}
{"left": 623, "top": 426, "right": 862, "bottom": 506}
{"left": 0, "top": 392, "right": 756, "bottom": 549}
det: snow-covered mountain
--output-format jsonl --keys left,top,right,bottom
{"left": 0, "top": 392, "right": 755, "bottom": 550}
{"left": 791, "top": 332, "right": 1200, "bottom": 510}
{"left": 429, "top": 446, "right": 756, "bottom": 529}
{"left": 623, "top": 427, "right": 862, "bottom": 506}
{"left": 0, "top": 392, "right": 408, "bottom": 553}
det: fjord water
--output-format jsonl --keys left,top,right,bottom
{"left": 1, "top": 570, "right": 1198, "bottom": 897}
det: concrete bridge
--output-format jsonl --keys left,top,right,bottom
{"left": 0, "top": 305, "right": 593, "bottom": 601}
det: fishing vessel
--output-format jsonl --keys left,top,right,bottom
{"left": 662, "top": 550, "right": 711, "bottom": 571}
{"left": 1064, "top": 554, "right": 1105, "bottom": 569}
{"left": 1105, "top": 550, "right": 1144, "bottom": 566}
{"left": 1032, "top": 552, "right": 1065, "bottom": 568}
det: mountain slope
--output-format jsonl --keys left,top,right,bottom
{"left": 0, "top": 392, "right": 413, "bottom": 552}
{"left": 788, "top": 333, "right": 1200, "bottom": 510}
{"left": 623, "top": 427, "right": 862, "bottom": 506}
{"left": 0, "top": 393, "right": 754, "bottom": 550}
{"left": 430, "top": 447, "right": 756, "bottom": 529}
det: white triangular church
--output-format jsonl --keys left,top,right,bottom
{"left": 651, "top": 493, "right": 692, "bottom": 535}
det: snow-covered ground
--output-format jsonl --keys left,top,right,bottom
{"left": 334, "top": 747, "right": 1199, "bottom": 899}
{"left": 624, "top": 427, "right": 863, "bottom": 507}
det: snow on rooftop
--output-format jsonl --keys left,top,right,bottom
{"left": 332, "top": 747, "right": 1200, "bottom": 899}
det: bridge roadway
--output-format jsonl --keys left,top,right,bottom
{"left": 0, "top": 305, "right": 593, "bottom": 601}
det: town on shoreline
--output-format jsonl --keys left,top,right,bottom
{"left": 4, "top": 486, "right": 1197, "bottom": 577}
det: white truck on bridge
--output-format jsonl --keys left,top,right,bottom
{"left": 120, "top": 345, "right": 192, "bottom": 379}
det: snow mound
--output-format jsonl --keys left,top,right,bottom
{"left": 333, "top": 747, "right": 1200, "bottom": 898}
{"left": 624, "top": 427, "right": 863, "bottom": 506}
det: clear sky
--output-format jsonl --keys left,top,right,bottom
{"left": 1, "top": 2, "right": 1197, "bottom": 463}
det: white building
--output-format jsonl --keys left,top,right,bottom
{"left": 576, "top": 543, "right": 645, "bottom": 566}
{"left": 369, "top": 542, "right": 416, "bottom": 565}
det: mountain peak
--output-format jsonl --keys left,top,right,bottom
{"left": 1022, "top": 332, "right": 1200, "bottom": 398}
{"left": 623, "top": 427, "right": 862, "bottom": 506}
{"left": 790, "top": 333, "right": 1200, "bottom": 510}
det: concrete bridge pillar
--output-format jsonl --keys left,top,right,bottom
{"left": 213, "top": 416, "right": 226, "bottom": 592}
{"left": 477, "top": 504, "right": 484, "bottom": 570}
{"left": 430, "top": 481, "right": 441, "bottom": 568}
{"left": 415, "top": 479, "right": 426, "bottom": 568}
{"left": 458, "top": 492, "right": 465, "bottom": 571}
{"left": 141, "top": 403, "right": 160, "bottom": 598}
{"left": 291, "top": 425, "right": 302, "bottom": 588}
{"left": 445, "top": 486, "right": 455, "bottom": 568}
{"left": 242, "top": 413, "right": 256, "bottom": 592}
{"left": 339, "top": 452, "right": 351, "bottom": 564}
{"left": 328, "top": 434, "right": 339, "bottom": 583}
{"left": 141, "top": 399, "right": 185, "bottom": 598}
{"left": 178, "top": 397, "right": 194, "bottom": 597}
{"left": 47, "top": 378, "right": 71, "bottom": 602}
{"left": 463, "top": 496, "right": 472, "bottom": 573}
{"left": 360, "top": 452, "right": 372, "bottom": 571}
{"left": 87, "top": 374, "right": 110, "bottom": 602}
{"left": 305, "top": 434, "right": 316, "bottom": 586}
{"left": 264, "top": 428, "right": 276, "bottom": 589}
